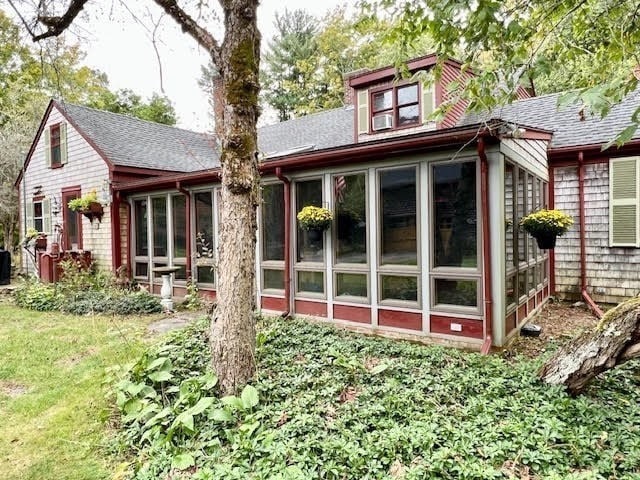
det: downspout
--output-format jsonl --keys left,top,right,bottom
{"left": 478, "top": 137, "right": 494, "bottom": 354}
{"left": 578, "top": 152, "right": 604, "bottom": 318}
{"left": 275, "top": 167, "right": 291, "bottom": 317}
{"left": 176, "top": 182, "right": 192, "bottom": 280}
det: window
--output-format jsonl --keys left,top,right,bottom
{"left": 33, "top": 201, "right": 44, "bottom": 233}
{"left": 610, "top": 157, "right": 640, "bottom": 246}
{"left": 133, "top": 199, "right": 148, "bottom": 279}
{"left": 430, "top": 160, "right": 480, "bottom": 312}
{"left": 195, "top": 190, "right": 216, "bottom": 285}
{"left": 25, "top": 198, "right": 50, "bottom": 236}
{"left": 334, "top": 172, "right": 369, "bottom": 301}
{"left": 371, "top": 83, "right": 420, "bottom": 131}
{"left": 172, "top": 195, "right": 187, "bottom": 280}
{"left": 45, "top": 123, "right": 67, "bottom": 168}
{"left": 295, "top": 179, "right": 325, "bottom": 297}
{"left": 152, "top": 197, "right": 167, "bottom": 257}
{"left": 261, "top": 183, "right": 285, "bottom": 292}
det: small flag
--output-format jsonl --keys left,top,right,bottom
{"left": 335, "top": 175, "right": 347, "bottom": 203}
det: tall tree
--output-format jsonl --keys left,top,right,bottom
{"left": 261, "top": 9, "right": 318, "bottom": 121}
{"left": 365, "top": 0, "right": 640, "bottom": 143}
{"left": 89, "top": 89, "right": 177, "bottom": 125}
{"left": 11, "top": 0, "right": 261, "bottom": 394}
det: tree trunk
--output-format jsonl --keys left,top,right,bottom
{"left": 210, "top": 0, "right": 261, "bottom": 395}
{"left": 539, "top": 297, "right": 640, "bottom": 395}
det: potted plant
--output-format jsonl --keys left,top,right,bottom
{"left": 297, "top": 206, "right": 333, "bottom": 241}
{"left": 68, "top": 190, "right": 103, "bottom": 223}
{"left": 23, "top": 227, "right": 39, "bottom": 247}
{"left": 519, "top": 208, "right": 574, "bottom": 249}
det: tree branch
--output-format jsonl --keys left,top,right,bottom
{"left": 32, "top": 0, "right": 90, "bottom": 41}
{"left": 151, "top": 0, "right": 222, "bottom": 65}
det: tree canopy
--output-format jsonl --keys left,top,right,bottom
{"left": 364, "top": 0, "right": 640, "bottom": 144}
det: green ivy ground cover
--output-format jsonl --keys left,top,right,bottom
{"left": 114, "top": 317, "right": 640, "bottom": 480}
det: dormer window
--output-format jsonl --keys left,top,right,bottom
{"left": 371, "top": 83, "right": 420, "bottom": 131}
{"left": 44, "top": 122, "right": 68, "bottom": 168}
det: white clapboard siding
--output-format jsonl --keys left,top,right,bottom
{"left": 21, "top": 105, "right": 112, "bottom": 272}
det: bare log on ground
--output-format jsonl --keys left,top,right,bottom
{"left": 539, "top": 297, "right": 640, "bottom": 395}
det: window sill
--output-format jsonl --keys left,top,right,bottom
{"left": 50, "top": 163, "right": 64, "bottom": 169}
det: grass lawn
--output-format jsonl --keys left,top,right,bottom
{"left": 0, "top": 304, "right": 159, "bottom": 480}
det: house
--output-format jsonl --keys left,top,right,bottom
{"left": 16, "top": 53, "right": 640, "bottom": 351}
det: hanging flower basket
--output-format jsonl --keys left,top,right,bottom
{"left": 519, "top": 209, "right": 574, "bottom": 250}
{"left": 297, "top": 206, "right": 333, "bottom": 231}
{"left": 35, "top": 234, "right": 47, "bottom": 251}
{"left": 68, "top": 191, "right": 104, "bottom": 223}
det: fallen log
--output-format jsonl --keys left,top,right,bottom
{"left": 539, "top": 297, "right": 640, "bottom": 395}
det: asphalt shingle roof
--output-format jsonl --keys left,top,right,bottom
{"left": 58, "top": 102, "right": 220, "bottom": 172}
{"left": 461, "top": 88, "right": 640, "bottom": 148}
{"left": 59, "top": 102, "right": 354, "bottom": 171}
{"left": 258, "top": 106, "right": 354, "bottom": 157}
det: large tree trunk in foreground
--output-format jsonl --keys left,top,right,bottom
{"left": 539, "top": 297, "right": 640, "bottom": 395}
{"left": 210, "top": 0, "right": 261, "bottom": 395}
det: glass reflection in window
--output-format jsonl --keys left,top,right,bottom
{"left": 379, "top": 168, "right": 417, "bottom": 265}
{"left": 296, "top": 180, "right": 323, "bottom": 263}
{"left": 262, "top": 184, "right": 285, "bottom": 261}
{"left": 335, "top": 173, "right": 366, "bottom": 264}
{"left": 433, "top": 162, "right": 477, "bottom": 268}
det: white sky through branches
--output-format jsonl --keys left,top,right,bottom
{"left": 79, "top": 1, "right": 356, "bottom": 132}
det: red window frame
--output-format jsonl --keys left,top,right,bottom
{"left": 50, "top": 123, "right": 62, "bottom": 168}
{"left": 370, "top": 82, "right": 421, "bottom": 132}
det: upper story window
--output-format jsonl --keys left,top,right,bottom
{"left": 45, "top": 122, "right": 68, "bottom": 168}
{"left": 371, "top": 83, "right": 420, "bottom": 131}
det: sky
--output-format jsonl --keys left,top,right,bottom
{"left": 75, "top": 1, "right": 357, "bottom": 132}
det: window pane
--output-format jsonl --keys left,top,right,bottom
{"left": 152, "top": 197, "right": 167, "bottom": 257}
{"left": 195, "top": 192, "right": 214, "bottom": 260}
{"left": 528, "top": 267, "right": 535, "bottom": 291}
{"left": 64, "top": 196, "right": 80, "bottom": 248}
{"left": 263, "top": 269, "right": 284, "bottom": 290}
{"left": 335, "top": 174, "right": 367, "bottom": 264}
{"left": 262, "top": 184, "right": 285, "bottom": 261}
{"left": 517, "top": 171, "right": 526, "bottom": 263}
{"left": 434, "top": 279, "right": 478, "bottom": 307}
{"left": 373, "top": 90, "right": 392, "bottom": 112}
{"left": 197, "top": 265, "right": 215, "bottom": 284}
{"left": 174, "top": 265, "right": 187, "bottom": 281}
{"left": 397, "top": 84, "right": 418, "bottom": 106}
{"left": 398, "top": 105, "right": 419, "bottom": 126}
{"left": 172, "top": 195, "right": 187, "bottom": 258}
{"left": 518, "top": 271, "right": 527, "bottom": 299}
{"left": 296, "top": 180, "right": 324, "bottom": 263}
{"left": 134, "top": 199, "right": 148, "bottom": 256}
{"left": 34, "top": 202, "right": 42, "bottom": 218}
{"left": 380, "top": 275, "right": 418, "bottom": 302}
{"left": 506, "top": 275, "right": 516, "bottom": 307}
{"left": 380, "top": 168, "right": 417, "bottom": 265}
{"left": 297, "top": 271, "right": 324, "bottom": 294}
{"left": 135, "top": 262, "right": 148, "bottom": 277}
{"left": 505, "top": 163, "right": 515, "bottom": 267}
{"left": 527, "top": 175, "right": 535, "bottom": 261}
{"left": 433, "top": 162, "right": 477, "bottom": 268}
{"left": 336, "top": 273, "right": 367, "bottom": 298}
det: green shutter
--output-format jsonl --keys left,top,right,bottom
{"left": 421, "top": 83, "right": 434, "bottom": 123}
{"left": 610, "top": 157, "right": 639, "bottom": 246}
{"left": 357, "top": 90, "right": 369, "bottom": 135}
{"left": 44, "top": 128, "right": 51, "bottom": 167}
{"left": 42, "top": 198, "right": 52, "bottom": 235}
{"left": 25, "top": 202, "right": 34, "bottom": 232}
{"left": 60, "top": 123, "right": 68, "bottom": 165}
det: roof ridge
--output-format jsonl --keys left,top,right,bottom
{"left": 53, "top": 99, "right": 213, "bottom": 137}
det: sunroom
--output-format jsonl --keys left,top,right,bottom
{"left": 120, "top": 123, "right": 552, "bottom": 351}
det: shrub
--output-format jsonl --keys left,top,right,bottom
{"left": 13, "top": 278, "right": 60, "bottom": 311}
{"left": 111, "top": 291, "right": 162, "bottom": 315}
{"left": 60, "top": 290, "right": 114, "bottom": 315}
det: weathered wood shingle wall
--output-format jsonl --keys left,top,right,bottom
{"left": 554, "top": 163, "right": 640, "bottom": 304}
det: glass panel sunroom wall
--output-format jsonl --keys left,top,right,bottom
{"left": 295, "top": 179, "right": 325, "bottom": 296}
{"left": 261, "top": 183, "right": 285, "bottom": 292}
{"left": 194, "top": 190, "right": 216, "bottom": 286}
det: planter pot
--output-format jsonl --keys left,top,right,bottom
{"left": 35, "top": 236, "right": 47, "bottom": 251}
{"left": 533, "top": 232, "right": 557, "bottom": 249}
{"left": 306, "top": 228, "right": 324, "bottom": 242}
{"left": 79, "top": 202, "right": 104, "bottom": 223}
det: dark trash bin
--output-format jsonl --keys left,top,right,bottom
{"left": 0, "top": 249, "right": 11, "bottom": 285}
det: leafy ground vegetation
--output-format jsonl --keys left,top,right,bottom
{"left": 13, "top": 260, "right": 162, "bottom": 315}
{"left": 114, "top": 316, "right": 640, "bottom": 480}
{"left": 0, "top": 304, "right": 158, "bottom": 480}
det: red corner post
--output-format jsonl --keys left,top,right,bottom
{"left": 478, "top": 137, "right": 493, "bottom": 354}
{"left": 275, "top": 167, "right": 291, "bottom": 316}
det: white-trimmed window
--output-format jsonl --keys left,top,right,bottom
{"left": 44, "top": 123, "right": 68, "bottom": 168}
{"left": 260, "top": 183, "right": 285, "bottom": 292}
{"left": 25, "top": 198, "right": 51, "bottom": 235}
{"left": 610, "top": 157, "right": 640, "bottom": 247}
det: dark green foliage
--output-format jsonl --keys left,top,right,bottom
{"left": 14, "top": 267, "right": 161, "bottom": 316}
{"left": 114, "top": 317, "right": 640, "bottom": 479}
